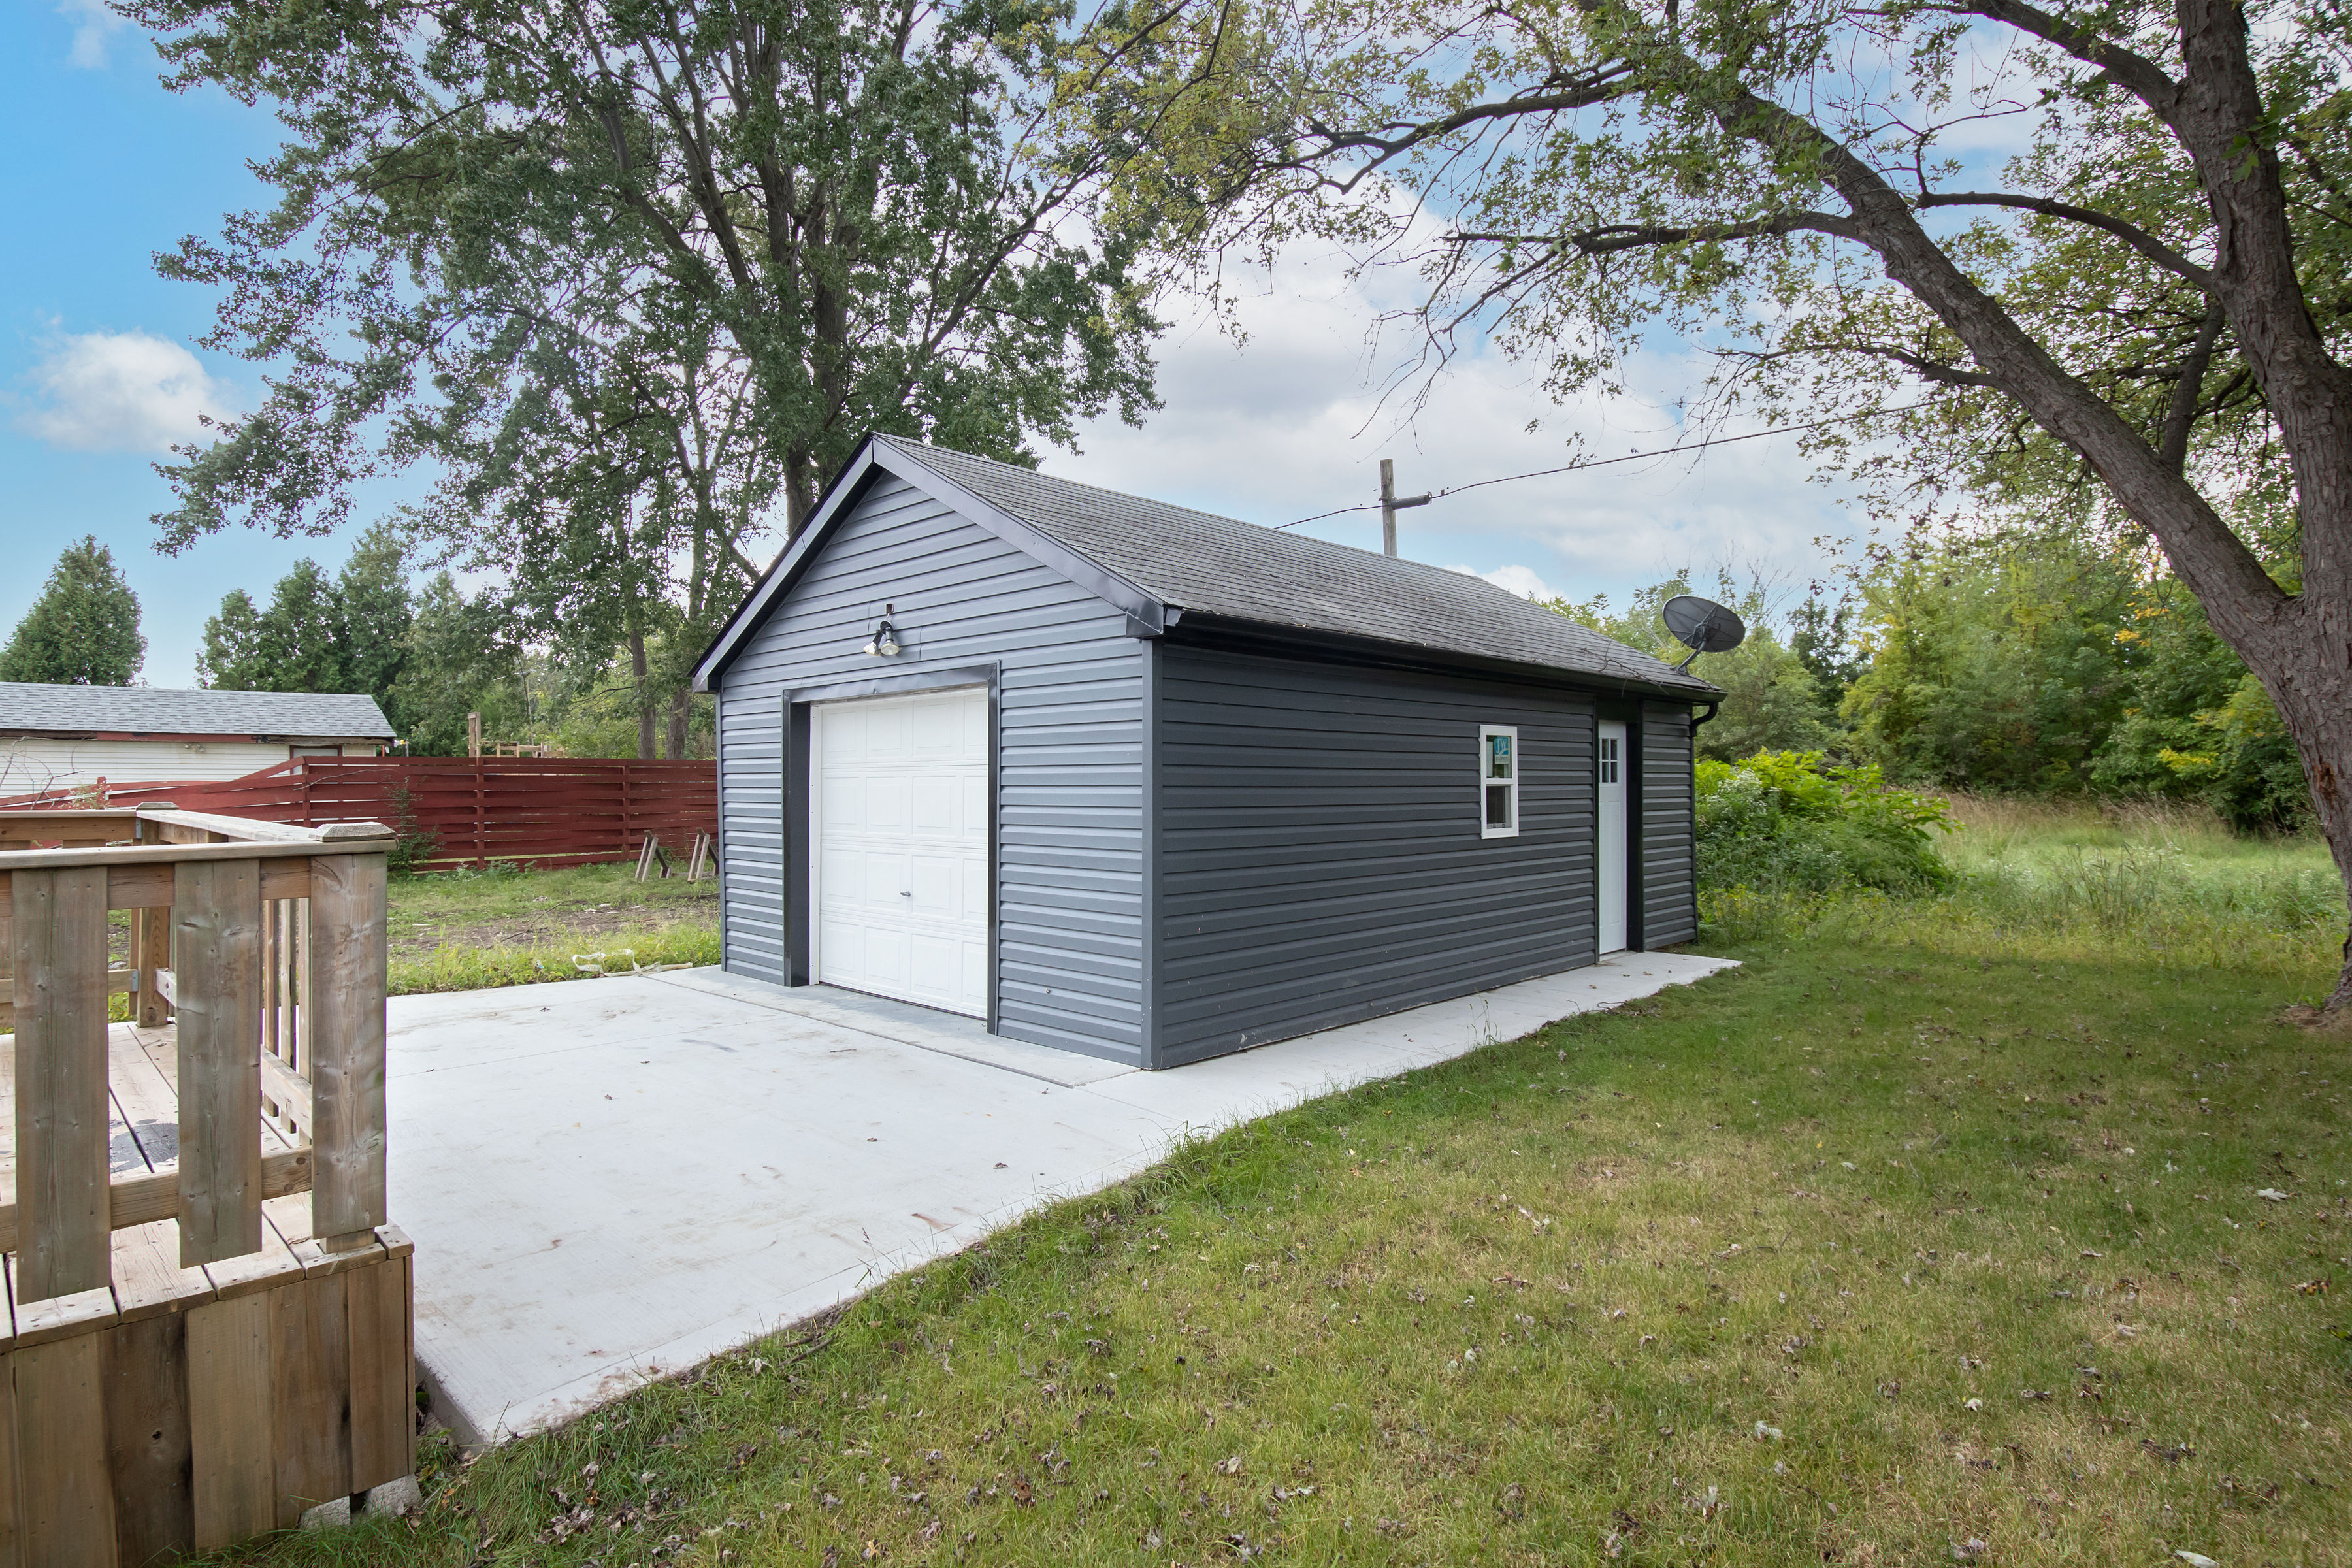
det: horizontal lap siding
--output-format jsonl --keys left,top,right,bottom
{"left": 1641, "top": 701, "right": 1698, "bottom": 947}
{"left": 1156, "top": 647, "right": 1597, "bottom": 1064}
{"left": 715, "top": 476, "right": 1145, "bottom": 1062}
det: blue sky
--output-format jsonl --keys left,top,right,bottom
{"left": 3, "top": 3, "right": 1870, "bottom": 687}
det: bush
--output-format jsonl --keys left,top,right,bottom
{"left": 1696, "top": 749, "right": 1955, "bottom": 894}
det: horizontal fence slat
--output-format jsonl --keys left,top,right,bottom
{"left": 7, "top": 757, "right": 715, "bottom": 873}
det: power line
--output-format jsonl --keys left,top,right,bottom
{"left": 1277, "top": 402, "right": 1933, "bottom": 531}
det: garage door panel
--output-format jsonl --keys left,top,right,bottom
{"left": 866, "top": 776, "right": 908, "bottom": 831}
{"left": 815, "top": 688, "right": 990, "bottom": 1019}
{"left": 909, "top": 853, "right": 961, "bottom": 917}
{"left": 911, "top": 776, "right": 958, "bottom": 832}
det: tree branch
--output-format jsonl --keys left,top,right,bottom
{"left": 1915, "top": 191, "right": 2213, "bottom": 288}
{"left": 2160, "top": 294, "right": 2229, "bottom": 472}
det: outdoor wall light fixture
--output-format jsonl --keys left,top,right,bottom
{"left": 863, "top": 606, "right": 903, "bottom": 657}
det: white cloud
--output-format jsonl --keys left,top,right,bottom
{"left": 1448, "top": 563, "right": 1554, "bottom": 601}
{"left": 18, "top": 331, "right": 236, "bottom": 452}
{"left": 57, "top": 0, "right": 129, "bottom": 67}
{"left": 1051, "top": 242, "right": 1876, "bottom": 614}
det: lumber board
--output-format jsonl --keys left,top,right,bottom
{"left": 197, "top": 1213, "right": 307, "bottom": 1303}
{"left": 133, "top": 900, "right": 170, "bottom": 1026}
{"left": 16, "top": 1332, "right": 117, "bottom": 1568}
{"left": 103, "top": 1028, "right": 176, "bottom": 1169}
{"left": 346, "top": 1254, "right": 413, "bottom": 1492}
{"left": 102, "top": 1311, "right": 195, "bottom": 1565}
{"left": 0, "top": 968, "right": 132, "bottom": 1006}
{"left": 305, "top": 854, "right": 387, "bottom": 1241}
{"left": 110, "top": 1218, "right": 215, "bottom": 1325}
{"left": 106, "top": 863, "right": 172, "bottom": 913}
{"left": 270, "top": 1272, "right": 351, "bottom": 1529}
{"left": 0, "top": 1349, "right": 20, "bottom": 1568}
{"left": 173, "top": 858, "right": 263, "bottom": 1268}
{"left": 0, "top": 841, "right": 326, "bottom": 876}
{"left": 10, "top": 1281, "right": 118, "bottom": 1350}
{"left": 188, "top": 1292, "right": 274, "bottom": 1551}
{"left": 13, "top": 865, "right": 114, "bottom": 1301}
{"left": 0, "top": 1148, "right": 312, "bottom": 1256}
{"left": 259, "top": 1049, "right": 311, "bottom": 1132}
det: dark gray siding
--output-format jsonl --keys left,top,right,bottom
{"left": 1639, "top": 701, "right": 1698, "bottom": 947}
{"left": 714, "top": 474, "right": 1146, "bottom": 1062}
{"left": 1154, "top": 647, "right": 1597, "bottom": 1065}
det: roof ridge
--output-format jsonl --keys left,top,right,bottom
{"left": 877, "top": 435, "right": 1551, "bottom": 598}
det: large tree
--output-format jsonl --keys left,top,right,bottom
{"left": 1106, "top": 0, "right": 2352, "bottom": 1009}
{"left": 127, "top": 0, "right": 1163, "bottom": 542}
{"left": 0, "top": 537, "right": 145, "bottom": 686}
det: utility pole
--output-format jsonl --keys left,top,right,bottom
{"left": 1379, "top": 459, "right": 1432, "bottom": 557}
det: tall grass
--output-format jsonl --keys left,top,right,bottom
{"left": 1705, "top": 791, "right": 2347, "bottom": 985}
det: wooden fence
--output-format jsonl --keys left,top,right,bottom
{"left": 1, "top": 808, "right": 413, "bottom": 1561}
{"left": 6, "top": 755, "right": 717, "bottom": 873}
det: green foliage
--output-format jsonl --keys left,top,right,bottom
{"left": 1696, "top": 749, "right": 1954, "bottom": 893}
{"left": 0, "top": 536, "right": 144, "bottom": 685}
{"left": 128, "top": 0, "right": 1164, "bottom": 757}
{"left": 385, "top": 572, "right": 527, "bottom": 757}
{"left": 1544, "top": 569, "right": 1840, "bottom": 760}
{"left": 195, "top": 524, "right": 413, "bottom": 716}
{"left": 1840, "top": 538, "right": 2140, "bottom": 792}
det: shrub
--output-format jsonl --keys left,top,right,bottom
{"left": 1696, "top": 749, "right": 1954, "bottom": 894}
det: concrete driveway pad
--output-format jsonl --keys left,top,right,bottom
{"left": 389, "top": 953, "right": 1737, "bottom": 1441}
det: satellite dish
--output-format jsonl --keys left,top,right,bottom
{"left": 1661, "top": 595, "right": 1747, "bottom": 672}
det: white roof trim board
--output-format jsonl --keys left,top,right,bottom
{"left": 696, "top": 434, "right": 1720, "bottom": 699}
{"left": 0, "top": 683, "right": 396, "bottom": 740}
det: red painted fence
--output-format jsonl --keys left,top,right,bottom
{"left": 0, "top": 756, "right": 717, "bottom": 872}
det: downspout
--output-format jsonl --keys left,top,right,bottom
{"left": 1691, "top": 700, "right": 1720, "bottom": 732}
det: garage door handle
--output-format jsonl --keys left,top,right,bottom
{"left": 900, "top": 890, "right": 911, "bottom": 896}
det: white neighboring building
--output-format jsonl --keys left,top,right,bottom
{"left": 0, "top": 683, "right": 394, "bottom": 798}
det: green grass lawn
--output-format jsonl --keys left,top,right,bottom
{"left": 384, "top": 862, "right": 721, "bottom": 994}
{"left": 212, "top": 811, "right": 2351, "bottom": 1568}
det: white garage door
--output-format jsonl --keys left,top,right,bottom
{"left": 813, "top": 688, "right": 990, "bottom": 1017}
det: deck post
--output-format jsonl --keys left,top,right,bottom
{"left": 305, "top": 851, "right": 389, "bottom": 1245}
{"left": 11, "top": 865, "right": 113, "bottom": 1301}
{"left": 174, "top": 858, "right": 265, "bottom": 1268}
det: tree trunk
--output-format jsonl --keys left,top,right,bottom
{"left": 2259, "top": 648, "right": 2352, "bottom": 1008}
{"left": 664, "top": 686, "right": 691, "bottom": 760}
{"left": 629, "top": 625, "right": 655, "bottom": 762}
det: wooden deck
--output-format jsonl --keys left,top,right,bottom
{"left": 1, "top": 808, "right": 413, "bottom": 1566}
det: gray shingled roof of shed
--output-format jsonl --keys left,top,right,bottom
{"left": 877, "top": 437, "right": 1717, "bottom": 696}
{"left": 0, "top": 683, "right": 395, "bottom": 739}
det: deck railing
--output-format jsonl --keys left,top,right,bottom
{"left": 0, "top": 806, "right": 393, "bottom": 1301}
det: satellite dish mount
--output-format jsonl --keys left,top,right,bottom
{"left": 1661, "top": 594, "right": 1748, "bottom": 672}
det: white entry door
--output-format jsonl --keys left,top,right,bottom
{"left": 813, "top": 689, "right": 990, "bottom": 1017}
{"left": 1596, "top": 720, "right": 1629, "bottom": 954}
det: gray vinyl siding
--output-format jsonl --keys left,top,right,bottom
{"left": 1154, "top": 647, "right": 1597, "bottom": 1066}
{"left": 713, "top": 474, "right": 1146, "bottom": 1062}
{"left": 1640, "top": 701, "right": 1698, "bottom": 947}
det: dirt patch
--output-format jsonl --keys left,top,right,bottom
{"left": 392, "top": 907, "right": 709, "bottom": 959}
{"left": 2277, "top": 1002, "right": 2352, "bottom": 1037}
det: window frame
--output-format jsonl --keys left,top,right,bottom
{"left": 1478, "top": 723, "right": 1521, "bottom": 840}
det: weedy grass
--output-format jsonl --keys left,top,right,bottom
{"left": 389, "top": 861, "right": 721, "bottom": 923}
{"left": 384, "top": 861, "right": 721, "bottom": 996}
{"left": 202, "top": 925, "right": 2350, "bottom": 1565}
{"left": 386, "top": 920, "right": 722, "bottom": 995}
{"left": 1708, "top": 796, "right": 2346, "bottom": 982}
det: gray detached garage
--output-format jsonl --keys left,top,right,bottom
{"left": 693, "top": 434, "right": 1722, "bottom": 1069}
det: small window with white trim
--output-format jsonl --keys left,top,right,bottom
{"left": 1599, "top": 733, "right": 1619, "bottom": 783}
{"left": 1478, "top": 725, "right": 1520, "bottom": 838}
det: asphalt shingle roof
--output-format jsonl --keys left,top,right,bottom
{"left": 0, "top": 683, "right": 396, "bottom": 739}
{"left": 877, "top": 436, "right": 1718, "bottom": 696}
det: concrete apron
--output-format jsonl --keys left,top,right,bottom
{"left": 389, "top": 953, "right": 1740, "bottom": 1444}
